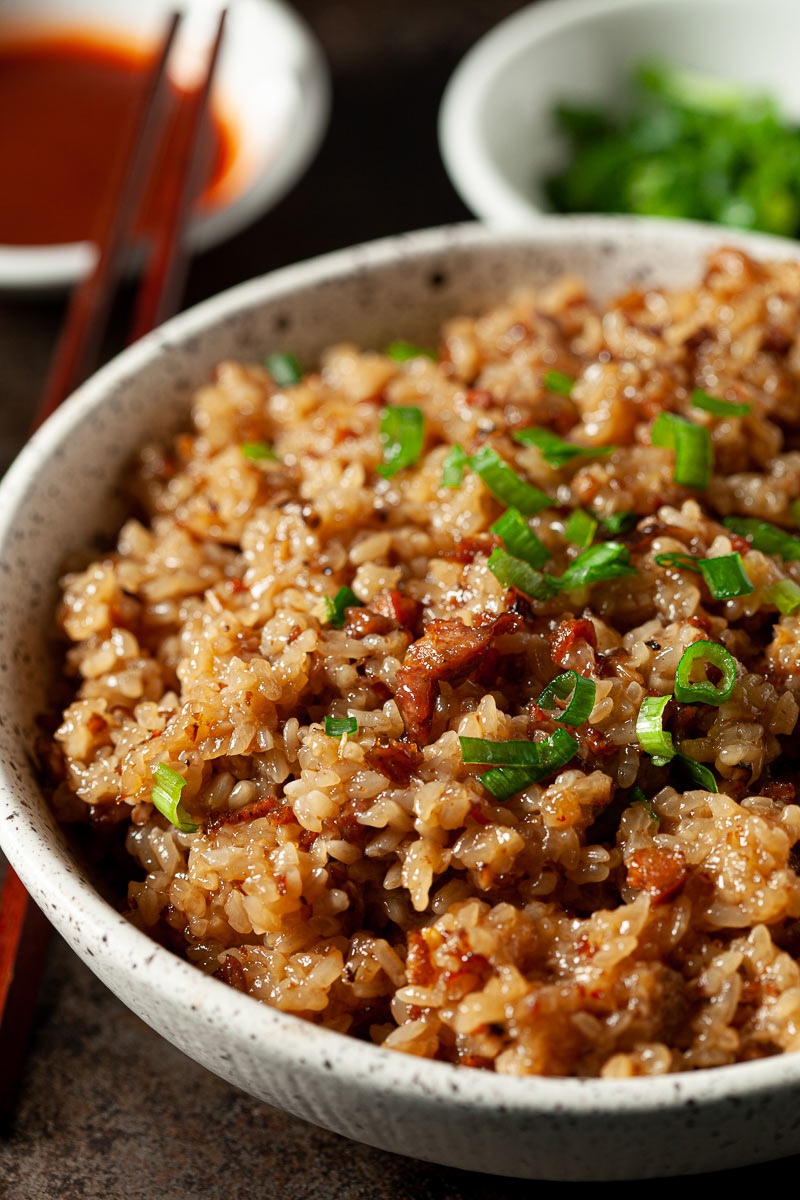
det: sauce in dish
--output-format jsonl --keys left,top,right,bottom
{"left": 0, "top": 33, "right": 237, "bottom": 246}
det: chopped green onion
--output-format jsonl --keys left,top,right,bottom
{"left": 323, "top": 586, "right": 362, "bottom": 628}
{"left": 723, "top": 516, "right": 800, "bottom": 561}
{"left": 556, "top": 541, "right": 636, "bottom": 590}
{"left": 674, "top": 753, "right": 718, "bottom": 793}
{"left": 543, "top": 370, "right": 575, "bottom": 396}
{"left": 656, "top": 551, "right": 753, "bottom": 599}
{"left": 490, "top": 508, "right": 550, "bottom": 569}
{"left": 241, "top": 441, "right": 278, "bottom": 461}
{"left": 386, "top": 339, "right": 436, "bottom": 362}
{"left": 477, "top": 728, "right": 579, "bottom": 800}
{"left": 654, "top": 552, "right": 702, "bottom": 574}
{"left": 537, "top": 670, "right": 596, "bottom": 725}
{"left": 674, "top": 640, "right": 736, "bottom": 706}
{"left": 698, "top": 553, "right": 753, "bottom": 600}
{"left": 651, "top": 412, "right": 712, "bottom": 489}
{"left": 792, "top": 498, "right": 800, "bottom": 528}
{"left": 265, "top": 352, "right": 302, "bottom": 387}
{"left": 766, "top": 578, "right": 800, "bottom": 614}
{"left": 630, "top": 785, "right": 659, "bottom": 822}
{"left": 599, "top": 511, "right": 637, "bottom": 535}
{"left": 690, "top": 388, "right": 751, "bottom": 417}
{"left": 325, "top": 716, "right": 358, "bottom": 738}
{"left": 460, "top": 737, "right": 548, "bottom": 765}
{"left": 512, "top": 426, "right": 613, "bottom": 467}
{"left": 151, "top": 763, "right": 198, "bottom": 834}
{"left": 487, "top": 548, "right": 557, "bottom": 602}
{"left": 377, "top": 405, "right": 425, "bottom": 479}
{"left": 468, "top": 445, "right": 552, "bottom": 515}
{"left": 636, "top": 694, "right": 675, "bottom": 761}
{"left": 564, "top": 508, "right": 598, "bottom": 548}
{"left": 441, "top": 444, "right": 467, "bottom": 488}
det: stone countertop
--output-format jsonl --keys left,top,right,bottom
{"left": 2, "top": 1, "right": 800, "bottom": 1193}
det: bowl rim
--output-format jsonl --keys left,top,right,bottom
{"left": 5, "top": 213, "right": 800, "bottom": 1115}
{"left": 0, "top": 0, "right": 330, "bottom": 292}
{"left": 438, "top": 0, "right": 776, "bottom": 227}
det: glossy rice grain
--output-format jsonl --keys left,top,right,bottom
{"left": 45, "top": 247, "right": 800, "bottom": 1077}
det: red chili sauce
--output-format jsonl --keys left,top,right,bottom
{"left": 0, "top": 33, "right": 237, "bottom": 245}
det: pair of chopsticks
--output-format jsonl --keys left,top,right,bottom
{"left": 0, "top": 7, "right": 227, "bottom": 1119}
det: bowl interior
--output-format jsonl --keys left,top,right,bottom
{"left": 443, "top": 0, "right": 800, "bottom": 224}
{"left": 6, "top": 219, "right": 800, "bottom": 1179}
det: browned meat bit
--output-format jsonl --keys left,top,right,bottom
{"left": 549, "top": 617, "right": 597, "bottom": 668}
{"left": 206, "top": 797, "right": 280, "bottom": 830}
{"left": 371, "top": 589, "right": 423, "bottom": 631}
{"left": 215, "top": 953, "right": 248, "bottom": 993}
{"left": 444, "top": 533, "right": 502, "bottom": 565}
{"left": 584, "top": 727, "right": 616, "bottom": 758}
{"left": 365, "top": 738, "right": 422, "bottom": 784}
{"left": 344, "top": 606, "right": 396, "bottom": 638}
{"left": 762, "top": 780, "right": 796, "bottom": 805}
{"left": 406, "top": 930, "right": 436, "bottom": 986}
{"left": 395, "top": 612, "right": 522, "bottom": 745}
{"left": 627, "top": 847, "right": 687, "bottom": 906}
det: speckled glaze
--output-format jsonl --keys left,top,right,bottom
{"left": 5, "top": 218, "right": 800, "bottom": 1181}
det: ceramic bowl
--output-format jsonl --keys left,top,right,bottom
{"left": 0, "top": 0, "right": 329, "bottom": 291}
{"left": 5, "top": 217, "right": 800, "bottom": 1181}
{"left": 439, "top": 0, "right": 800, "bottom": 227}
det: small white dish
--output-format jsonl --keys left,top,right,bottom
{"left": 439, "top": 0, "right": 800, "bottom": 228}
{"left": 0, "top": 0, "right": 329, "bottom": 291}
{"left": 4, "top": 216, "right": 800, "bottom": 1179}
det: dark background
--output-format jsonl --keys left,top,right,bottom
{"left": 0, "top": 1, "right": 795, "bottom": 1195}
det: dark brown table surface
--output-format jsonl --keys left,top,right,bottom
{"left": 0, "top": 2, "right": 797, "bottom": 1194}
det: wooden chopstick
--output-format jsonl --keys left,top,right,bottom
{"left": 2, "top": 7, "right": 228, "bottom": 1118}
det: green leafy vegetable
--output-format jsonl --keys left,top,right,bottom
{"left": 241, "top": 441, "right": 278, "bottom": 461}
{"left": 323, "top": 586, "right": 361, "bottom": 628}
{"left": 265, "top": 352, "right": 302, "bottom": 387}
{"left": 468, "top": 445, "right": 552, "bottom": 515}
{"left": 490, "top": 508, "right": 550, "bottom": 569}
{"left": 537, "top": 670, "right": 596, "bottom": 725}
{"left": 513, "top": 426, "right": 613, "bottom": 467}
{"left": 476, "top": 727, "right": 579, "bottom": 800}
{"left": 674, "top": 640, "right": 736, "bottom": 705}
{"left": 487, "top": 548, "right": 556, "bottom": 602}
{"left": 564, "top": 508, "right": 598, "bottom": 547}
{"left": 556, "top": 541, "right": 636, "bottom": 590}
{"left": 441, "top": 444, "right": 467, "bottom": 488}
{"left": 377, "top": 405, "right": 425, "bottom": 479}
{"left": 151, "top": 763, "right": 198, "bottom": 834}
{"left": 325, "top": 716, "right": 358, "bottom": 737}
{"left": 654, "top": 551, "right": 754, "bottom": 599}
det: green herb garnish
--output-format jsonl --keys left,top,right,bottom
{"left": 513, "top": 426, "right": 613, "bottom": 467}
{"left": 441, "top": 444, "right": 467, "bottom": 488}
{"left": 386, "top": 340, "right": 436, "bottom": 362}
{"left": 241, "top": 441, "right": 278, "bottom": 461}
{"left": 537, "top": 670, "right": 596, "bottom": 726}
{"left": 377, "top": 405, "right": 425, "bottom": 479}
{"left": 151, "top": 763, "right": 198, "bottom": 834}
{"left": 723, "top": 516, "right": 800, "bottom": 561}
{"left": 323, "top": 586, "right": 362, "bottom": 628}
{"left": 490, "top": 508, "right": 550, "bottom": 569}
{"left": 674, "top": 641, "right": 736, "bottom": 705}
{"left": 690, "top": 388, "right": 751, "bottom": 417}
{"left": 325, "top": 716, "right": 358, "bottom": 737}
{"left": 468, "top": 445, "right": 552, "bottom": 515}
{"left": 265, "top": 352, "right": 302, "bottom": 387}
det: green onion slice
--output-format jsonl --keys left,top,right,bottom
{"left": 265, "top": 352, "right": 302, "bottom": 387}
{"left": 674, "top": 753, "right": 718, "bottom": 793}
{"left": 325, "top": 716, "right": 358, "bottom": 737}
{"left": 674, "top": 640, "right": 736, "bottom": 706}
{"left": 599, "top": 511, "right": 637, "bottom": 535}
{"left": 323, "top": 586, "right": 362, "bottom": 628}
{"left": 512, "top": 426, "right": 613, "bottom": 467}
{"left": 151, "top": 763, "right": 198, "bottom": 834}
{"left": 651, "top": 412, "right": 712, "bottom": 489}
{"left": 241, "top": 441, "right": 279, "bottom": 461}
{"left": 564, "top": 508, "right": 598, "bottom": 548}
{"left": 630, "top": 785, "right": 659, "bottom": 822}
{"left": 386, "top": 339, "right": 436, "bottom": 362}
{"left": 556, "top": 541, "right": 636, "bottom": 590}
{"left": 490, "top": 508, "right": 550, "bottom": 569}
{"left": 636, "top": 694, "right": 675, "bottom": 761}
{"left": 377, "top": 405, "right": 425, "bottom": 479}
{"left": 723, "top": 517, "right": 800, "bottom": 561}
{"left": 654, "top": 551, "right": 754, "bottom": 599}
{"left": 487, "top": 548, "right": 557, "bottom": 602}
{"left": 477, "top": 728, "right": 579, "bottom": 800}
{"left": 441, "top": 444, "right": 467, "bottom": 488}
{"left": 537, "top": 670, "right": 596, "bottom": 725}
{"left": 543, "top": 370, "right": 575, "bottom": 397}
{"left": 792, "top": 498, "right": 800, "bottom": 528}
{"left": 766, "top": 578, "right": 800, "bottom": 615}
{"left": 468, "top": 445, "right": 552, "bottom": 515}
{"left": 690, "top": 388, "right": 751, "bottom": 417}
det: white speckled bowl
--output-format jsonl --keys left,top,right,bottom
{"left": 4, "top": 217, "right": 800, "bottom": 1181}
